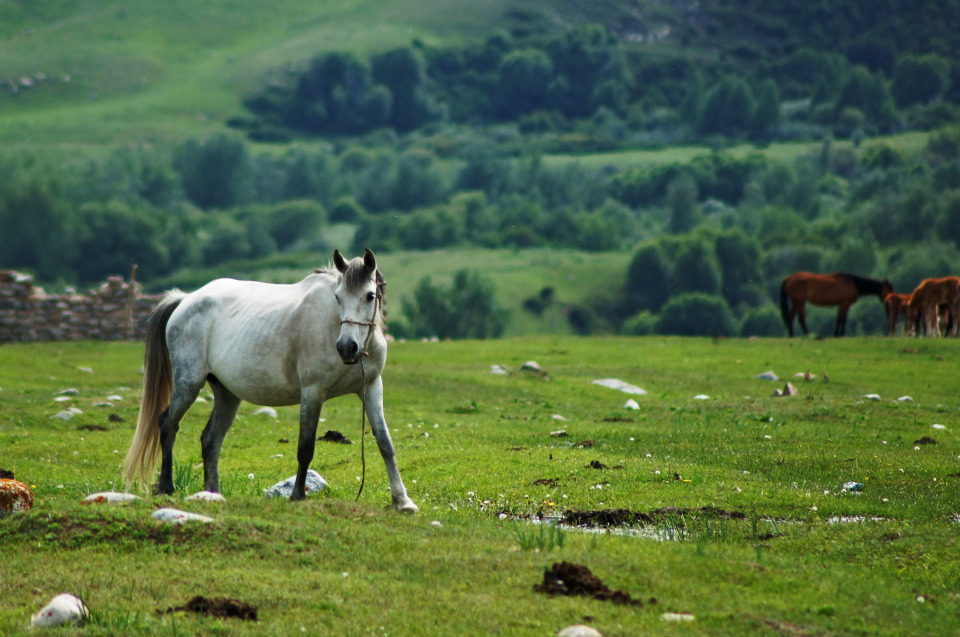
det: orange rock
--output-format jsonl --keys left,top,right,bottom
{"left": 0, "top": 478, "right": 34, "bottom": 513}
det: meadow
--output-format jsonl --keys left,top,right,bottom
{"left": 1, "top": 336, "right": 959, "bottom": 635}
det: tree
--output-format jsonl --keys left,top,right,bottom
{"left": 892, "top": 54, "right": 951, "bottom": 108}
{"left": 739, "top": 305, "right": 784, "bottom": 337}
{"left": 671, "top": 239, "right": 721, "bottom": 296}
{"left": 623, "top": 243, "right": 671, "bottom": 315}
{"left": 714, "top": 230, "right": 762, "bottom": 307}
{"left": 70, "top": 201, "right": 169, "bottom": 283}
{"left": 666, "top": 173, "right": 700, "bottom": 233}
{"left": 401, "top": 270, "right": 508, "bottom": 339}
{"left": 752, "top": 79, "right": 781, "bottom": 138}
{"left": 496, "top": 48, "right": 554, "bottom": 119}
{"left": 175, "top": 134, "right": 251, "bottom": 210}
{"left": 371, "top": 47, "right": 442, "bottom": 131}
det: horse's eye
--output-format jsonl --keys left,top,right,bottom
{"left": 366, "top": 292, "right": 376, "bottom": 302}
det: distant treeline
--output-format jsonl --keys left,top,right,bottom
{"left": 235, "top": 21, "right": 959, "bottom": 147}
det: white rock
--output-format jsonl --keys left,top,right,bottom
{"left": 77, "top": 367, "right": 94, "bottom": 374}
{"left": 186, "top": 491, "right": 226, "bottom": 503}
{"left": 661, "top": 612, "right": 695, "bottom": 622}
{"left": 30, "top": 593, "right": 88, "bottom": 628}
{"left": 251, "top": 407, "right": 278, "bottom": 418}
{"left": 264, "top": 469, "right": 328, "bottom": 498}
{"left": 521, "top": 361, "right": 542, "bottom": 373}
{"left": 898, "top": 396, "right": 914, "bottom": 402}
{"left": 51, "top": 411, "right": 74, "bottom": 420}
{"left": 81, "top": 491, "right": 140, "bottom": 505}
{"left": 592, "top": 378, "right": 647, "bottom": 395}
{"left": 550, "top": 430, "right": 568, "bottom": 437}
{"left": 430, "top": 520, "right": 442, "bottom": 527}
{"left": 551, "top": 414, "right": 568, "bottom": 421}
{"left": 623, "top": 399, "right": 640, "bottom": 410}
{"left": 151, "top": 508, "right": 215, "bottom": 524}
{"left": 105, "top": 394, "right": 123, "bottom": 401}
{"left": 693, "top": 394, "right": 709, "bottom": 400}
{"left": 864, "top": 394, "right": 881, "bottom": 401}
{"left": 755, "top": 371, "right": 778, "bottom": 381}
{"left": 56, "top": 388, "right": 80, "bottom": 396}
{"left": 931, "top": 424, "right": 947, "bottom": 430}
{"left": 557, "top": 625, "right": 602, "bottom": 637}
{"left": 53, "top": 396, "right": 73, "bottom": 402}
{"left": 490, "top": 365, "right": 509, "bottom": 375}
{"left": 68, "top": 407, "right": 83, "bottom": 415}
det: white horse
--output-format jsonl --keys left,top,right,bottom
{"left": 123, "top": 249, "right": 417, "bottom": 512}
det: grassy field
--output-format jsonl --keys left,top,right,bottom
{"left": 1, "top": 336, "right": 959, "bottom": 635}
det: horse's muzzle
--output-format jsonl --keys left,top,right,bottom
{"left": 337, "top": 339, "right": 362, "bottom": 365}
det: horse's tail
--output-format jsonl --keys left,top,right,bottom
{"left": 123, "top": 290, "right": 185, "bottom": 491}
{"left": 779, "top": 279, "right": 791, "bottom": 329}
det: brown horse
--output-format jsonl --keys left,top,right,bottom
{"left": 882, "top": 292, "right": 911, "bottom": 336}
{"left": 780, "top": 272, "right": 893, "bottom": 337}
{"left": 905, "top": 276, "right": 960, "bottom": 337}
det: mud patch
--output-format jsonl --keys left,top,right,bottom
{"left": 0, "top": 468, "right": 12, "bottom": 480}
{"left": 78, "top": 424, "right": 108, "bottom": 432}
{"left": 586, "top": 460, "right": 608, "bottom": 469}
{"left": 574, "top": 440, "right": 596, "bottom": 448}
{"left": 108, "top": 414, "right": 124, "bottom": 423}
{"left": 602, "top": 416, "right": 634, "bottom": 423}
{"left": 162, "top": 596, "right": 257, "bottom": 621}
{"left": 318, "top": 430, "right": 352, "bottom": 444}
{"left": 914, "top": 436, "right": 938, "bottom": 445}
{"left": 534, "top": 561, "right": 646, "bottom": 606}
{"left": 561, "top": 506, "right": 745, "bottom": 528}
{"left": 532, "top": 478, "right": 560, "bottom": 487}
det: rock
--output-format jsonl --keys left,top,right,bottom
{"left": 842, "top": 481, "right": 863, "bottom": 492}
{"left": 251, "top": 407, "right": 278, "bottom": 418}
{"left": 773, "top": 382, "right": 798, "bottom": 397}
{"left": 558, "top": 625, "right": 602, "bottom": 637}
{"left": 550, "top": 430, "right": 568, "bottom": 437}
{"left": 56, "top": 388, "right": 80, "bottom": 396}
{"left": 53, "top": 396, "right": 73, "bottom": 402}
{"left": 592, "top": 378, "right": 647, "bottom": 395}
{"left": 105, "top": 394, "right": 123, "bottom": 401}
{"left": 661, "top": 612, "right": 695, "bottom": 622}
{"left": 186, "top": 491, "right": 226, "bottom": 503}
{"left": 931, "top": 424, "right": 947, "bottom": 430}
{"left": 898, "top": 396, "right": 914, "bottom": 402}
{"left": 0, "top": 479, "right": 34, "bottom": 513}
{"left": 623, "top": 399, "right": 640, "bottom": 410}
{"left": 864, "top": 394, "right": 881, "bottom": 401}
{"left": 521, "top": 361, "right": 542, "bottom": 373}
{"left": 263, "top": 469, "right": 328, "bottom": 498}
{"left": 81, "top": 491, "right": 140, "bottom": 505}
{"left": 30, "top": 593, "right": 88, "bottom": 628}
{"left": 490, "top": 365, "right": 509, "bottom": 375}
{"left": 755, "top": 371, "right": 778, "bottom": 381}
{"left": 151, "top": 508, "right": 216, "bottom": 524}
{"left": 693, "top": 394, "right": 709, "bottom": 400}
{"left": 551, "top": 414, "right": 568, "bottom": 421}
{"left": 51, "top": 410, "right": 74, "bottom": 420}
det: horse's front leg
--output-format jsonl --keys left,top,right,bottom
{"left": 292, "top": 392, "right": 323, "bottom": 501}
{"left": 363, "top": 376, "right": 417, "bottom": 513}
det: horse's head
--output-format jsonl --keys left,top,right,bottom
{"left": 333, "top": 248, "right": 383, "bottom": 365}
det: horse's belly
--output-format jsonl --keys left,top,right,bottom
{"left": 215, "top": 365, "right": 302, "bottom": 406}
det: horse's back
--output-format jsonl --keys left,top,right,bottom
{"left": 166, "top": 275, "right": 341, "bottom": 406}
{"left": 782, "top": 272, "right": 855, "bottom": 306}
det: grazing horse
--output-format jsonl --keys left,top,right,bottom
{"left": 905, "top": 276, "right": 960, "bottom": 337}
{"left": 123, "top": 249, "right": 418, "bottom": 512}
{"left": 780, "top": 272, "right": 893, "bottom": 337}
{"left": 882, "top": 292, "right": 911, "bottom": 336}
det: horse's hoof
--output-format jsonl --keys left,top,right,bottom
{"left": 393, "top": 499, "right": 418, "bottom": 514}
{"left": 152, "top": 482, "right": 174, "bottom": 496}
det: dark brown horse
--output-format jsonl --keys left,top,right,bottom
{"left": 780, "top": 272, "right": 893, "bottom": 337}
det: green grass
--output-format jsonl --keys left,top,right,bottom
{"left": 2, "top": 337, "right": 959, "bottom": 635}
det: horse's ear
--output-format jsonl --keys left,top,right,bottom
{"left": 333, "top": 250, "right": 348, "bottom": 274}
{"left": 363, "top": 248, "right": 377, "bottom": 274}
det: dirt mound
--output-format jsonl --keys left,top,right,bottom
{"left": 914, "top": 436, "right": 938, "bottom": 445}
{"left": 0, "top": 468, "right": 12, "bottom": 480}
{"left": 534, "top": 561, "right": 644, "bottom": 606}
{"left": 162, "top": 596, "right": 257, "bottom": 621}
{"left": 78, "top": 424, "right": 108, "bottom": 431}
{"left": 318, "top": 430, "right": 352, "bottom": 444}
{"left": 586, "top": 460, "right": 608, "bottom": 469}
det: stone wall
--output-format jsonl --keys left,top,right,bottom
{"left": 0, "top": 270, "right": 163, "bottom": 343}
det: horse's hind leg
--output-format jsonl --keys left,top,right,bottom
{"left": 796, "top": 302, "right": 809, "bottom": 336}
{"left": 156, "top": 379, "right": 205, "bottom": 494}
{"left": 200, "top": 378, "right": 241, "bottom": 493}
{"left": 363, "top": 376, "right": 417, "bottom": 513}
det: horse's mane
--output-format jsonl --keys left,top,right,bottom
{"left": 837, "top": 271, "right": 888, "bottom": 296}
{"left": 313, "top": 260, "right": 387, "bottom": 330}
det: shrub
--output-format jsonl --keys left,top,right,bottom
{"left": 739, "top": 305, "right": 784, "bottom": 337}
{"left": 623, "top": 311, "right": 658, "bottom": 336}
{"left": 656, "top": 292, "right": 735, "bottom": 337}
